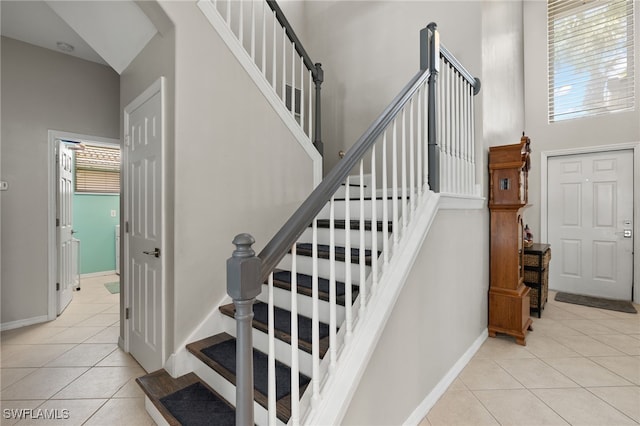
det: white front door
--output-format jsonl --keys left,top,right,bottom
{"left": 57, "top": 141, "right": 75, "bottom": 315}
{"left": 548, "top": 150, "right": 634, "bottom": 300}
{"left": 125, "top": 80, "right": 164, "bottom": 372}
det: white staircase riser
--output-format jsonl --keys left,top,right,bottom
{"left": 317, "top": 198, "right": 411, "bottom": 221}
{"left": 298, "top": 227, "right": 385, "bottom": 251}
{"left": 278, "top": 254, "right": 370, "bottom": 285}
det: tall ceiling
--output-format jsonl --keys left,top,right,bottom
{"left": 0, "top": 1, "right": 157, "bottom": 74}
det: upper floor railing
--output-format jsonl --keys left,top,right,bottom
{"left": 227, "top": 22, "right": 480, "bottom": 425}
{"left": 202, "top": 0, "right": 324, "bottom": 155}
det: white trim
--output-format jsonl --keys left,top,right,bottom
{"left": 80, "top": 270, "right": 117, "bottom": 278}
{"left": 197, "top": 0, "right": 322, "bottom": 185}
{"left": 439, "top": 193, "right": 486, "bottom": 210}
{"left": 1, "top": 315, "right": 50, "bottom": 331}
{"left": 144, "top": 397, "right": 170, "bottom": 426}
{"left": 47, "top": 130, "right": 120, "bottom": 322}
{"left": 403, "top": 329, "right": 488, "bottom": 426}
{"left": 123, "top": 77, "right": 167, "bottom": 366}
{"left": 541, "top": 142, "right": 640, "bottom": 302}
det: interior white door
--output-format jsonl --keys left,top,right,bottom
{"left": 125, "top": 85, "right": 164, "bottom": 372}
{"left": 548, "top": 150, "right": 634, "bottom": 300}
{"left": 57, "top": 141, "right": 75, "bottom": 315}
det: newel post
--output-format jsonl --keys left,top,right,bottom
{"left": 422, "top": 22, "right": 440, "bottom": 193}
{"left": 227, "top": 234, "right": 261, "bottom": 426}
{"left": 313, "top": 62, "right": 324, "bottom": 157}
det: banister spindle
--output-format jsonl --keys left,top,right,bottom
{"left": 409, "top": 99, "right": 415, "bottom": 213}
{"left": 401, "top": 108, "right": 407, "bottom": 230}
{"left": 250, "top": 0, "right": 255, "bottom": 60}
{"left": 359, "top": 160, "right": 366, "bottom": 311}
{"left": 344, "top": 178, "right": 353, "bottom": 339}
{"left": 392, "top": 120, "right": 399, "bottom": 247}
{"left": 267, "top": 272, "right": 276, "bottom": 425}
{"left": 417, "top": 86, "right": 423, "bottom": 200}
{"left": 311, "top": 219, "right": 320, "bottom": 406}
{"left": 382, "top": 132, "right": 389, "bottom": 267}
{"left": 271, "top": 11, "right": 277, "bottom": 89}
{"left": 290, "top": 243, "right": 300, "bottom": 425}
{"left": 329, "top": 196, "right": 337, "bottom": 369}
{"left": 370, "top": 145, "right": 378, "bottom": 290}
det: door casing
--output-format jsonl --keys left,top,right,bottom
{"left": 541, "top": 142, "right": 639, "bottom": 302}
{"left": 47, "top": 130, "right": 121, "bottom": 321}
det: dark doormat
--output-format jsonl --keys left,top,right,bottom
{"left": 555, "top": 292, "right": 637, "bottom": 314}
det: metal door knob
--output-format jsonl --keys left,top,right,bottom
{"left": 143, "top": 248, "right": 161, "bottom": 258}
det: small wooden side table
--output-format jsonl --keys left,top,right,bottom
{"left": 523, "top": 243, "right": 551, "bottom": 318}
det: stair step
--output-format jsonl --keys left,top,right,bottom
{"left": 271, "top": 269, "right": 359, "bottom": 306}
{"left": 295, "top": 243, "right": 379, "bottom": 266}
{"left": 137, "top": 370, "right": 235, "bottom": 426}
{"left": 220, "top": 302, "right": 330, "bottom": 357}
{"left": 314, "top": 219, "right": 392, "bottom": 232}
{"left": 187, "top": 332, "right": 310, "bottom": 423}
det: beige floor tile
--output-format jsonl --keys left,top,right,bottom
{"left": 553, "top": 334, "right": 625, "bottom": 357}
{"left": 527, "top": 318, "right": 585, "bottom": 338}
{"left": 75, "top": 314, "right": 119, "bottom": 328}
{"left": 553, "top": 303, "right": 620, "bottom": 320}
{"left": 44, "top": 313, "right": 94, "bottom": 328}
{"left": 15, "top": 399, "right": 107, "bottom": 426}
{"left": 61, "top": 303, "right": 113, "bottom": 315}
{"left": 0, "top": 369, "right": 36, "bottom": 390}
{"left": 446, "top": 378, "right": 467, "bottom": 391}
{"left": 0, "top": 345, "right": 76, "bottom": 368}
{"left": 41, "top": 327, "right": 106, "bottom": 345}
{"left": 592, "top": 334, "right": 640, "bottom": 356}
{"left": 474, "top": 335, "right": 536, "bottom": 360}
{"left": 45, "top": 344, "right": 117, "bottom": 367}
{"left": 495, "top": 358, "right": 579, "bottom": 389}
{"left": 83, "top": 327, "right": 119, "bottom": 344}
{"left": 533, "top": 388, "right": 637, "bottom": 425}
{"left": 427, "top": 390, "right": 498, "bottom": 426}
{"left": 543, "top": 357, "right": 633, "bottom": 387}
{"left": 590, "top": 356, "right": 640, "bottom": 385}
{"left": 95, "top": 348, "right": 140, "bottom": 368}
{"left": 524, "top": 336, "right": 580, "bottom": 358}
{"left": 101, "top": 305, "right": 120, "bottom": 314}
{"left": 0, "top": 368, "right": 87, "bottom": 400}
{"left": 53, "top": 366, "right": 144, "bottom": 399}
{"left": 418, "top": 415, "right": 432, "bottom": 426}
{"left": 0, "top": 400, "right": 45, "bottom": 426}
{"left": 561, "top": 319, "right": 619, "bottom": 335}
{"left": 542, "top": 305, "right": 586, "bottom": 320}
{"left": 458, "top": 358, "right": 524, "bottom": 390}
{"left": 473, "top": 389, "right": 569, "bottom": 425}
{"left": 83, "top": 398, "right": 154, "bottom": 426}
{"left": 587, "top": 386, "right": 640, "bottom": 423}
{"left": 596, "top": 319, "right": 640, "bottom": 335}
{"left": 0, "top": 326, "right": 65, "bottom": 346}
{"left": 595, "top": 309, "right": 640, "bottom": 319}
{"left": 112, "top": 378, "right": 145, "bottom": 398}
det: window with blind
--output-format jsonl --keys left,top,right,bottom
{"left": 75, "top": 144, "right": 121, "bottom": 193}
{"left": 548, "top": 0, "right": 635, "bottom": 122}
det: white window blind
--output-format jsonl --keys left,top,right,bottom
{"left": 548, "top": 0, "right": 635, "bottom": 122}
{"left": 75, "top": 144, "right": 121, "bottom": 193}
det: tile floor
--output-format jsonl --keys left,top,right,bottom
{"left": 2, "top": 280, "right": 639, "bottom": 426}
{"left": 421, "top": 291, "right": 640, "bottom": 426}
{"left": 0, "top": 274, "right": 154, "bottom": 425}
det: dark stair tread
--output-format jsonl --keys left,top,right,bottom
{"left": 270, "top": 269, "right": 359, "bottom": 306}
{"left": 314, "top": 219, "right": 392, "bottom": 232}
{"left": 295, "top": 243, "right": 379, "bottom": 266}
{"left": 137, "top": 370, "right": 235, "bottom": 426}
{"left": 219, "top": 302, "right": 330, "bottom": 357}
{"left": 187, "top": 332, "right": 309, "bottom": 423}
{"left": 332, "top": 195, "right": 410, "bottom": 201}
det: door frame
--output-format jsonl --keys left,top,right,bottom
{"left": 122, "top": 77, "right": 166, "bottom": 361}
{"left": 540, "top": 142, "right": 640, "bottom": 302}
{"left": 47, "top": 130, "right": 121, "bottom": 321}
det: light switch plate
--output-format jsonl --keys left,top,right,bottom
{"left": 111, "top": 210, "right": 117, "bottom": 217}
{"left": 0, "top": 181, "right": 8, "bottom": 191}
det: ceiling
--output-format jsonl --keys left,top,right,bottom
{"left": 1, "top": 1, "right": 157, "bottom": 74}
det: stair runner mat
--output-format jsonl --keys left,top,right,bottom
{"left": 201, "top": 339, "right": 311, "bottom": 401}
{"left": 159, "top": 382, "right": 235, "bottom": 426}
{"left": 252, "top": 301, "right": 330, "bottom": 343}
{"left": 273, "top": 270, "right": 351, "bottom": 297}
{"left": 296, "top": 243, "right": 377, "bottom": 261}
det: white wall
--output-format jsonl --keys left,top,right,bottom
{"left": 157, "top": 1, "right": 316, "bottom": 354}
{"left": 523, "top": 0, "right": 640, "bottom": 237}
{"left": 342, "top": 209, "right": 488, "bottom": 425}
{"left": 0, "top": 37, "right": 120, "bottom": 327}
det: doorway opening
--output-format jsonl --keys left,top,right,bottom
{"left": 47, "top": 130, "right": 121, "bottom": 320}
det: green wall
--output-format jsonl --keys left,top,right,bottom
{"left": 73, "top": 194, "right": 120, "bottom": 274}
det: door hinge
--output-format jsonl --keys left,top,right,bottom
{"left": 56, "top": 282, "right": 60, "bottom": 291}
{"left": 125, "top": 221, "right": 129, "bottom": 233}
{"left": 125, "top": 308, "right": 130, "bottom": 320}
{"left": 56, "top": 218, "right": 60, "bottom": 227}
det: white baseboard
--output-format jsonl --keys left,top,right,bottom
{"left": 145, "top": 396, "right": 170, "bottom": 426}
{"left": 80, "top": 270, "right": 117, "bottom": 278}
{"left": 1, "top": 314, "right": 50, "bottom": 331}
{"left": 403, "top": 329, "right": 488, "bottom": 425}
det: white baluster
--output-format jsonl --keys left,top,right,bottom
{"left": 454, "top": 70, "right": 460, "bottom": 194}
{"left": 238, "top": 0, "right": 243, "bottom": 46}
{"left": 417, "top": 86, "right": 423, "bottom": 199}
{"left": 271, "top": 11, "right": 277, "bottom": 89}
{"left": 250, "top": 0, "right": 255, "bottom": 60}
{"left": 409, "top": 98, "right": 415, "bottom": 213}
{"left": 359, "top": 160, "right": 366, "bottom": 312}
{"left": 329, "top": 196, "right": 337, "bottom": 370}
{"left": 370, "top": 145, "right": 378, "bottom": 290}
{"left": 470, "top": 82, "right": 476, "bottom": 193}
{"left": 311, "top": 219, "right": 320, "bottom": 407}
{"left": 308, "top": 71, "right": 313, "bottom": 138}
{"left": 261, "top": 1, "right": 266, "bottom": 74}
{"left": 291, "top": 43, "right": 296, "bottom": 116}
{"left": 300, "top": 58, "right": 305, "bottom": 127}
{"left": 226, "top": 0, "right": 231, "bottom": 26}
{"left": 268, "top": 272, "right": 276, "bottom": 425}
{"left": 392, "top": 120, "right": 399, "bottom": 247}
{"left": 281, "top": 28, "right": 286, "bottom": 104}
{"left": 344, "top": 177, "right": 353, "bottom": 339}
{"left": 424, "top": 81, "right": 429, "bottom": 189}
{"left": 401, "top": 108, "right": 407, "bottom": 230}
{"left": 290, "top": 243, "right": 299, "bottom": 425}
{"left": 382, "top": 132, "right": 389, "bottom": 267}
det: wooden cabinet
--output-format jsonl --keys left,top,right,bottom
{"left": 488, "top": 135, "right": 532, "bottom": 345}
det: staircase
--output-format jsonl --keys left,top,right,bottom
{"left": 137, "top": 4, "right": 482, "bottom": 425}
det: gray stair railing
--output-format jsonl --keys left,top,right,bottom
{"left": 227, "top": 22, "right": 480, "bottom": 425}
